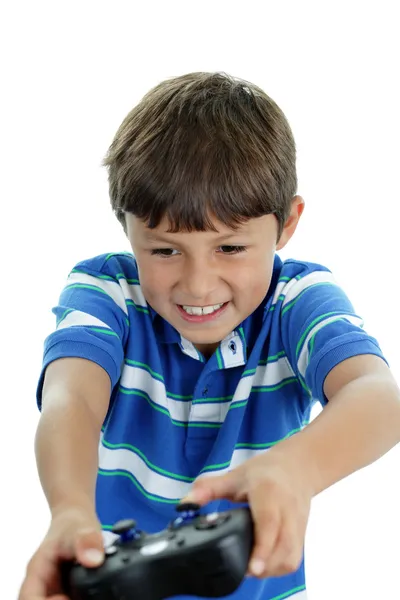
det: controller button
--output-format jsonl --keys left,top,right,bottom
{"left": 177, "top": 537, "right": 185, "bottom": 546}
{"left": 105, "top": 545, "right": 118, "bottom": 555}
{"left": 111, "top": 519, "right": 138, "bottom": 543}
{"left": 195, "top": 512, "right": 231, "bottom": 530}
{"left": 176, "top": 502, "right": 201, "bottom": 512}
{"left": 140, "top": 539, "right": 169, "bottom": 556}
{"left": 111, "top": 519, "right": 137, "bottom": 534}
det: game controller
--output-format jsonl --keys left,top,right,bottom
{"left": 62, "top": 503, "right": 254, "bottom": 600}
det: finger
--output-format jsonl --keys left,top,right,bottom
{"left": 247, "top": 495, "right": 282, "bottom": 577}
{"left": 18, "top": 541, "right": 60, "bottom": 600}
{"left": 74, "top": 527, "right": 105, "bottom": 568}
{"left": 181, "top": 471, "right": 241, "bottom": 505}
{"left": 263, "top": 512, "right": 304, "bottom": 577}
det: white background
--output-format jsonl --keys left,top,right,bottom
{"left": 1, "top": 1, "right": 399, "bottom": 598}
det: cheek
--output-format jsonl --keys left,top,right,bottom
{"left": 136, "top": 260, "right": 173, "bottom": 299}
{"left": 233, "top": 255, "right": 273, "bottom": 292}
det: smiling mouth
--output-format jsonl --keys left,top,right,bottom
{"left": 179, "top": 302, "right": 226, "bottom": 316}
{"left": 176, "top": 302, "right": 229, "bottom": 321}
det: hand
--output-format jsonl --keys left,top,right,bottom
{"left": 18, "top": 505, "right": 104, "bottom": 600}
{"left": 181, "top": 447, "right": 314, "bottom": 579}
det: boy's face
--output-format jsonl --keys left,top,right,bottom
{"left": 126, "top": 197, "right": 303, "bottom": 356}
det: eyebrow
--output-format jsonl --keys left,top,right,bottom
{"left": 143, "top": 231, "right": 246, "bottom": 243}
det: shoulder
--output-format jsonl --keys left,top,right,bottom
{"left": 273, "top": 255, "right": 337, "bottom": 302}
{"left": 70, "top": 251, "right": 139, "bottom": 281}
{"left": 278, "top": 255, "right": 333, "bottom": 280}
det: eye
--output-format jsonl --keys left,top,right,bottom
{"left": 218, "top": 245, "right": 247, "bottom": 254}
{"left": 150, "top": 248, "right": 180, "bottom": 257}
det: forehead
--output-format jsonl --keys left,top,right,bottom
{"left": 127, "top": 213, "right": 275, "bottom": 240}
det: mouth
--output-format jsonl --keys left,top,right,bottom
{"left": 176, "top": 302, "right": 230, "bottom": 323}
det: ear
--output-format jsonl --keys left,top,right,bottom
{"left": 276, "top": 196, "right": 305, "bottom": 250}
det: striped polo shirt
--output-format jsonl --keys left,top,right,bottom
{"left": 36, "top": 251, "right": 386, "bottom": 600}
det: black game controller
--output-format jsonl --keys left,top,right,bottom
{"left": 62, "top": 503, "right": 254, "bottom": 600}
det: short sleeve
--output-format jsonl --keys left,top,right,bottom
{"left": 36, "top": 258, "right": 130, "bottom": 409}
{"left": 279, "top": 267, "right": 388, "bottom": 406}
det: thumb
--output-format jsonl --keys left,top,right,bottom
{"left": 74, "top": 526, "right": 105, "bottom": 568}
{"left": 182, "top": 470, "right": 240, "bottom": 505}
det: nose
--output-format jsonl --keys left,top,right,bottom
{"left": 179, "top": 255, "right": 219, "bottom": 302}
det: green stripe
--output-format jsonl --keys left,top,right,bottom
{"left": 309, "top": 332, "right": 316, "bottom": 356}
{"left": 91, "top": 328, "right": 119, "bottom": 337}
{"left": 119, "top": 388, "right": 221, "bottom": 428}
{"left": 295, "top": 311, "right": 356, "bottom": 358}
{"left": 56, "top": 313, "right": 120, "bottom": 338}
{"left": 252, "top": 377, "right": 298, "bottom": 392}
{"left": 71, "top": 268, "right": 115, "bottom": 281}
{"left": 102, "top": 439, "right": 194, "bottom": 482}
{"left": 195, "top": 377, "right": 297, "bottom": 404}
{"left": 115, "top": 273, "right": 139, "bottom": 284}
{"left": 258, "top": 350, "right": 286, "bottom": 364}
{"left": 100, "top": 423, "right": 308, "bottom": 482}
{"left": 104, "top": 251, "right": 133, "bottom": 262}
{"left": 193, "top": 395, "right": 233, "bottom": 404}
{"left": 57, "top": 308, "right": 74, "bottom": 326}
{"left": 281, "top": 282, "right": 336, "bottom": 317}
{"left": 125, "top": 359, "right": 164, "bottom": 382}
{"left": 216, "top": 346, "right": 223, "bottom": 369}
{"left": 270, "top": 585, "right": 306, "bottom": 600}
{"left": 125, "top": 299, "right": 149, "bottom": 314}
{"left": 98, "top": 469, "right": 179, "bottom": 504}
{"left": 65, "top": 283, "right": 109, "bottom": 296}
{"left": 235, "top": 424, "right": 307, "bottom": 449}
{"left": 168, "top": 391, "right": 193, "bottom": 400}
{"left": 244, "top": 350, "right": 286, "bottom": 374}
{"left": 71, "top": 268, "right": 139, "bottom": 286}
{"left": 120, "top": 374, "right": 299, "bottom": 417}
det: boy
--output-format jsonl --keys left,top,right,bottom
{"left": 19, "top": 72, "right": 400, "bottom": 600}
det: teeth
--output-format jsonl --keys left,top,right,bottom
{"left": 182, "top": 303, "right": 224, "bottom": 315}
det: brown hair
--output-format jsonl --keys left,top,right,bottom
{"left": 102, "top": 72, "right": 297, "bottom": 240}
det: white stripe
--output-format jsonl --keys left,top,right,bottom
{"left": 281, "top": 271, "right": 337, "bottom": 307}
{"left": 67, "top": 272, "right": 129, "bottom": 314}
{"left": 208, "top": 447, "right": 270, "bottom": 473}
{"left": 120, "top": 364, "right": 191, "bottom": 422}
{"left": 56, "top": 309, "right": 111, "bottom": 331}
{"left": 99, "top": 437, "right": 190, "bottom": 499}
{"left": 98, "top": 436, "right": 268, "bottom": 501}
{"left": 119, "top": 279, "right": 148, "bottom": 307}
{"left": 252, "top": 357, "right": 295, "bottom": 386}
{"left": 272, "top": 279, "right": 288, "bottom": 304}
{"left": 121, "top": 358, "right": 296, "bottom": 425}
{"left": 191, "top": 357, "right": 295, "bottom": 422}
{"left": 297, "top": 314, "right": 364, "bottom": 377}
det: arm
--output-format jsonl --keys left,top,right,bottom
{"left": 274, "top": 354, "right": 400, "bottom": 496}
{"left": 182, "top": 354, "right": 400, "bottom": 579}
{"left": 19, "top": 358, "right": 112, "bottom": 600}
{"left": 36, "top": 356, "right": 111, "bottom": 514}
